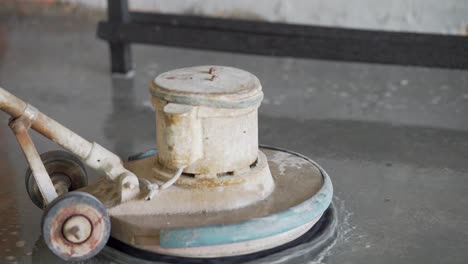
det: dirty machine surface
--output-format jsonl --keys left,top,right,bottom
{"left": 0, "top": 66, "right": 335, "bottom": 262}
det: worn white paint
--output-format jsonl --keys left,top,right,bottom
{"left": 107, "top": 151, "right": 274, "bottom": 215}
{"left": 84, "top": 148, "right": 325, "bottom": 257}
{"left": 152, "top": 66, "right": 263, "bottom": 177}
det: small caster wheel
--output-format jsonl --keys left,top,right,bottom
{"left": 25, "top": 150, "right": 87, "bottom": 209}
{"left": 42, "top": 191, "right": 110, "bottom": 261}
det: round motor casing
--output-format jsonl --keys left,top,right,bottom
{"left": 150, "top": 66, "right": 264, "bottom": 178}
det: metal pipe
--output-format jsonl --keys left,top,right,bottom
{"left": 0, "top": 87, "right": 93, "bottom": 159}
{"left": 0, "top": 86, "right": 140, "bottom": 197}
{"left": 10, "top": 120, "right": 57, "bottom": 206}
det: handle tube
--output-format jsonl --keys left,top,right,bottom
{"left": 0, "top": 87, "right": 94, "bottom": 159}
{"left": 0, "top": 87, "right": 139, "bottom": 186}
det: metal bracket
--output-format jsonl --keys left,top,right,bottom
{"left": 9, "top": 105, "right": 58, "bottom": 207}
{"left": 97, "top": 9, "right": 468, "bottom": 73}
{"left": 0, "top": 87, "right": 142, "bottom": 204}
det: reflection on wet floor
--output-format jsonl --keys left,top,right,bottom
{"left": 105, "top": 76, "right": 155, "bottom": 159}
{"left": 0, "top": 9, "right": 467, "bottom": 264}
{"left": 0, "top": 128, "right": 31, "bottom": 263}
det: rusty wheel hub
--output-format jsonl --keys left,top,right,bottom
{"left": 62, "top": 215, "right": 93, "bottom": 244}
{"left": 42, "top": 191, "right": 110, "bottom": 261}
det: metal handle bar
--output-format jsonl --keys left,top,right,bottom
{"left": 0, "top": 87, "right": 139, "bottom": 203}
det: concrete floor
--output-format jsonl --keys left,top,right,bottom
{"left": 0, "top": 11, "right": 467, "bottom": 264}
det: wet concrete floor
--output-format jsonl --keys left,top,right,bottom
{"left": 0, "top": 11, "right": 467, "bottom": 264}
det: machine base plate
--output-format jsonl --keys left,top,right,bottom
{"left": 104, "top": 204, "right": 337, "bottom": 264}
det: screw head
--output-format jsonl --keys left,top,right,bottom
{"left": 62, "top": 215, "right": 92, "bottom": 244}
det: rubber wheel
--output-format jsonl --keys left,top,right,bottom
{"left": 25, "top": 150, "right": 87, "bottom": 209}
{"left": 42, "top": 191, "right": 110, "bottom": 261}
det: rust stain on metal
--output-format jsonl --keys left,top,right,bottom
{"left": 163, "top": 113, "right": 184, "bottom": 126}
{"left": 171, "top": 174, "right": 245, "bottom": 188}
{"left": 48, "top": 205, "right": 104, "bottom": 258}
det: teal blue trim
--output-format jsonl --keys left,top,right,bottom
{"left": 127, "top": 149, "right": 157, "bottom": 162}
{"left": 159, "top": 153, "right": 333, "bottom": 248}
{"left": 151, "top": 90, "right": 264, "bottom": 109}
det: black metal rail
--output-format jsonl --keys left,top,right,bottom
{"left": 97, "top": 0, "right": 468, "bottom": 73}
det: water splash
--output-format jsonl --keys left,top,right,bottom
{"left": 254, "top": 196, "right": 361, "bottom": 264}
{"left": 307, "top": 196, "right": 362, "bottom": 264}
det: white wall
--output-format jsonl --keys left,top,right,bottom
{"left": 65, "top": 0, "right": 468, "bottom": 35}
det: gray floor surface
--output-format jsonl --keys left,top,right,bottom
{"left": 0, "top": 12, "right": 467, "bottom": 264}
